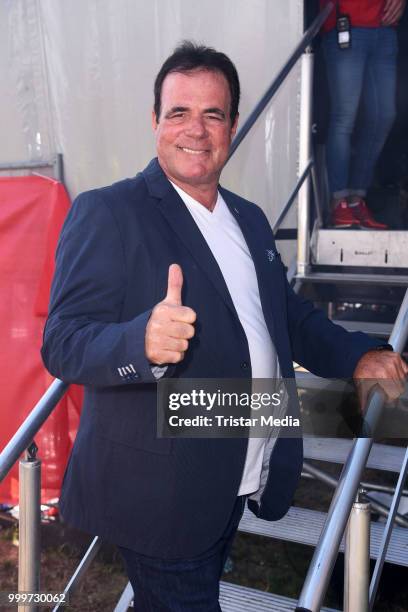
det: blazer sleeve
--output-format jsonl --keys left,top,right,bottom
{"left": 41, "top": 190, "right": 156, "bottom": 387}
{"left": 284, "top": 279, "right": 384, "bottom": 378}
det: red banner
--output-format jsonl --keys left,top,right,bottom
{"left": 0, "top": 175, "right": 82, "bottom": 505}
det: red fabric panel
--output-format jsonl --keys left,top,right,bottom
{"left": 320, "top": 0, "right": 386, "bottom": 32}
{"left": 0, "top": 175, "right": 83, "bottom": 505}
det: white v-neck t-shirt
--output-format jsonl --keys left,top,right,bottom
{"left": 170, "top": 183, "right": 279, "bottom": 495}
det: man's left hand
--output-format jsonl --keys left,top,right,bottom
{"left": 353, "top": 349, "right": 408, "bottom": 411}
{"left": 382, "top": 0, "right": 406, "bottom": 25}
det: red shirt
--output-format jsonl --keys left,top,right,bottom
{"left": 320, "top": 0, "right": 386, "bottom": 32}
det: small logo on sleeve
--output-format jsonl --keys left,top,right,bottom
{"left": 118, "top": 363, "right": 138, "bottom": 378}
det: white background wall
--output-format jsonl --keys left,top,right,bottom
{"left": 1, "top": 0, "right": 304, "bottom": 261}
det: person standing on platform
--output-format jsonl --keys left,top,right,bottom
{"left": 320, "top": 0, "right": 406, "bottom": 228}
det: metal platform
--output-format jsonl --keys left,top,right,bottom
{"left": 219, "top": 582, "right": 339, "bottom": 611}
{"left": 239, "top": 506, "right": 408, "bottom": 567}
{"left": 313, "top": 230, "right": 408, "bottom": 268}
{"left": 303, "top": 438, "right": 406, "bottom": 473}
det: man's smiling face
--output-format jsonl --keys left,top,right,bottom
{"left": 152, "top": 69, "right": 238, "bottom": 193}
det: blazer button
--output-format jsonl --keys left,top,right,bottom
{"left": 240, "top": 361, "right": 249, "bottom": 370}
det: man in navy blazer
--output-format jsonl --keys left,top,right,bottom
{"left": 42, "top": 41, "right": 407, "bottom": 610}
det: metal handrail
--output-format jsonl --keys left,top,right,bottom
{"left": 52, "top": 537, "right": 102, "bottom": 612}
{"left": 227, "top": 2, "right": 334, "bottom": 160}
{"left": 0, "top": 153, "right": 64, "bottom": 183}
{"left": 0, "top": 379, "right": 68, "bottom": 482}
{"left": 272, "top": 159, "right": 313, "bottom": 234}
{"left": 296, "top": 288, "right": 408, "bottom": 612}
{"left": 0, "top": 157, "right": 57, "bottom": 170}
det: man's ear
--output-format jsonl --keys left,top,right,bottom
{"left": 230, "top": 112, "right": 239, "bottom": 138}
{"left": 152, "top": 109, "right": 159, "bottom": 130}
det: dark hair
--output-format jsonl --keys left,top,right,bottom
{"left": 154, "top": 41, "right": 240, "bottom": 123}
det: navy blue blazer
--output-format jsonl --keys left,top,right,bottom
{"left": 41, "top": 158, "right": 381, "bottom": 558}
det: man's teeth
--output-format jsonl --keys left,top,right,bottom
{"left": 180, "top": 147, "right": 206, "bottom": 154}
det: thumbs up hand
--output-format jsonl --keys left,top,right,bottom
{"left": 145, "top": 264, "right": 196, "bottom": 365}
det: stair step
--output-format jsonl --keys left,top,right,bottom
{"left": 304, "top": 437, "right": 405, "bottom": 472}
{"left": 115, "top": 578, "right": 340, "bottom": 612}
{"left": 296, "top": 272, "right": 408, "bottom": 286}
{"left": 331, "top": 319, "right": 393, "bottom": 338}
{"left": 220, "top": 581, "right": 339, "bottom": 611}
{"left": 239, "top": 506, "right": 408, "bottom": 567}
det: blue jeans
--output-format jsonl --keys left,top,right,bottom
{"left": 322, "top": 27, "right": 397, "bottom": 198}
{"left": 118, "top": 495, "right": 247, "bottom": 611}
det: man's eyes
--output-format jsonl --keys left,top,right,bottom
{"left": 167, "top": 112, "right": 185, "bottom": 120}
{"left": 167, "top": 113, "right": 224, "bottom": 121}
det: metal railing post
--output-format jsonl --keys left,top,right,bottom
{"left": 297, "top": 49, "right": 314, "bottom": 276}
{"left": 344, "top": 490, "right": 370, "bottom": 612}
{"left": 18, "top": 442, "right": 41, "bottom": 612}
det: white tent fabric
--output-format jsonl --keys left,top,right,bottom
{"left": 1, "top": 0, "right": 303, "bottom": 253}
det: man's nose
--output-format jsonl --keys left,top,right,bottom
{"left": 185, "top": 116, "right": 208, "bottom": 138}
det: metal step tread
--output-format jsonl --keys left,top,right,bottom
{"left": 219, "top": 581, "right": 339, "bottom": 611}
{"left": 331, "top": 319, "right": 393, "bottom": 337}
{"left": 296, "top": 272, "right": 408, "bottom": 286}
{"left": 303, "top": 437, "right": 405, "bottom": 472}
{"left": 239, "top": 506, "right": 408, "bottom": 567}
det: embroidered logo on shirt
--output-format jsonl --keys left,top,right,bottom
{"left": 266, "top": 249, "right": 277, "bottom": 262}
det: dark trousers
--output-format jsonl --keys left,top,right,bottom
{"left": 118, "top": 495, "right": 247, "bottom": 612}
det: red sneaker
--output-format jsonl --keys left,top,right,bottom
{"left": 352, "top": 199, "right": 388, "bottom": 230}
{"left": 331, "top": 200, "right": 360, "bottom": 228}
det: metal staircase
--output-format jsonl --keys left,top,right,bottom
{"left": 113, "top": 440, "right": 408, "bottom": 610}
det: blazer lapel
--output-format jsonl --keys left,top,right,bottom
{"left": 143, "top": 159, "right": 238, "bottom": 319}
{"left": 220, "top": 188, "right": 280, "bottom": 345}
